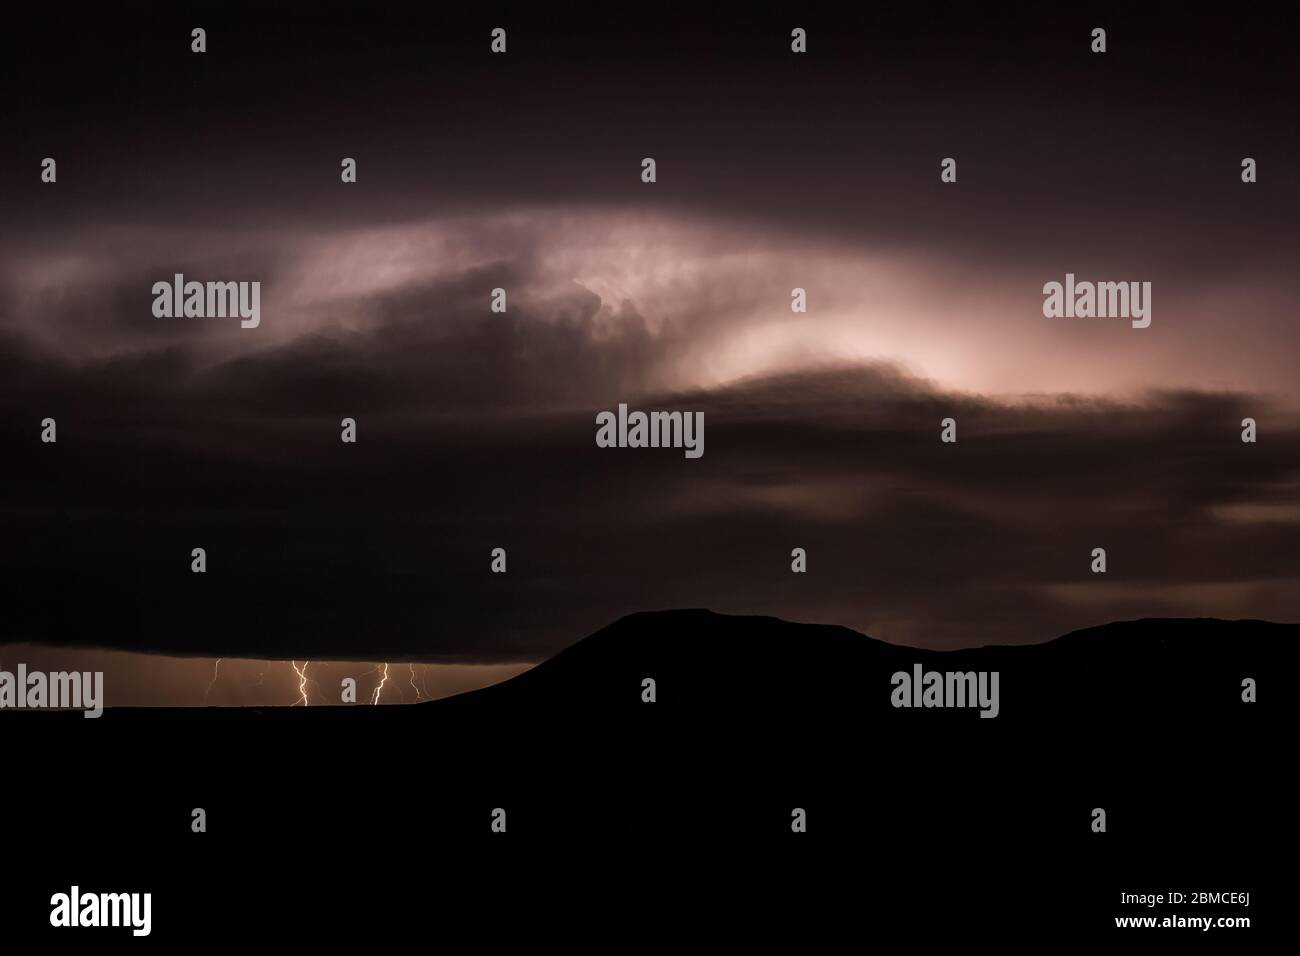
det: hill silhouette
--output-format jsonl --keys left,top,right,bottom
{"left": 437, "top": 609, "right": 1285, "bottom": 727}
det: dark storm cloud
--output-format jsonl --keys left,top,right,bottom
{"left": 3, "top": 278, "right": 1297, "bottom": 660}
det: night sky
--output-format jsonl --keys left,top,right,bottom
{"left": 2, "top": 3, "right": 1297, "bottom": 704}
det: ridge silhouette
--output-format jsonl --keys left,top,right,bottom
{"left": 434, "top": 610, "right": 1285, "bottom": 727}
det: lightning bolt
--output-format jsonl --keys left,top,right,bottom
{"left": 204, "top": 658, "right": 223, "bottom": 704}
{"left": 291, "top": 660, "right": 311, "bottom": 706}
{"left": 371, "top": 662, "right": 390, "bottom": 705}
{"left": 408, "top": 663, "right": 425, "bottom": 702}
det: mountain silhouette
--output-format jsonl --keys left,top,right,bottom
{"left": 438, "top": 609, "right": 1284, "bottom": 727}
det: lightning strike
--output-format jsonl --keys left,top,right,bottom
{"left": 408, "top": 663, "right": 424, "bottom": 702}
{"left": 291, "top": 660, "right": 311, "bottom": 707}
{"left": 371, "top": 662, "right": 390, "bottom": 705}
{"left": 204, "top": 658, "right": 223, "bottom": 704}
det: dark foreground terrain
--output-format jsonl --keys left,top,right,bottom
{"left": 5, "top": 611, "right": 1291, "bottom": 945}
